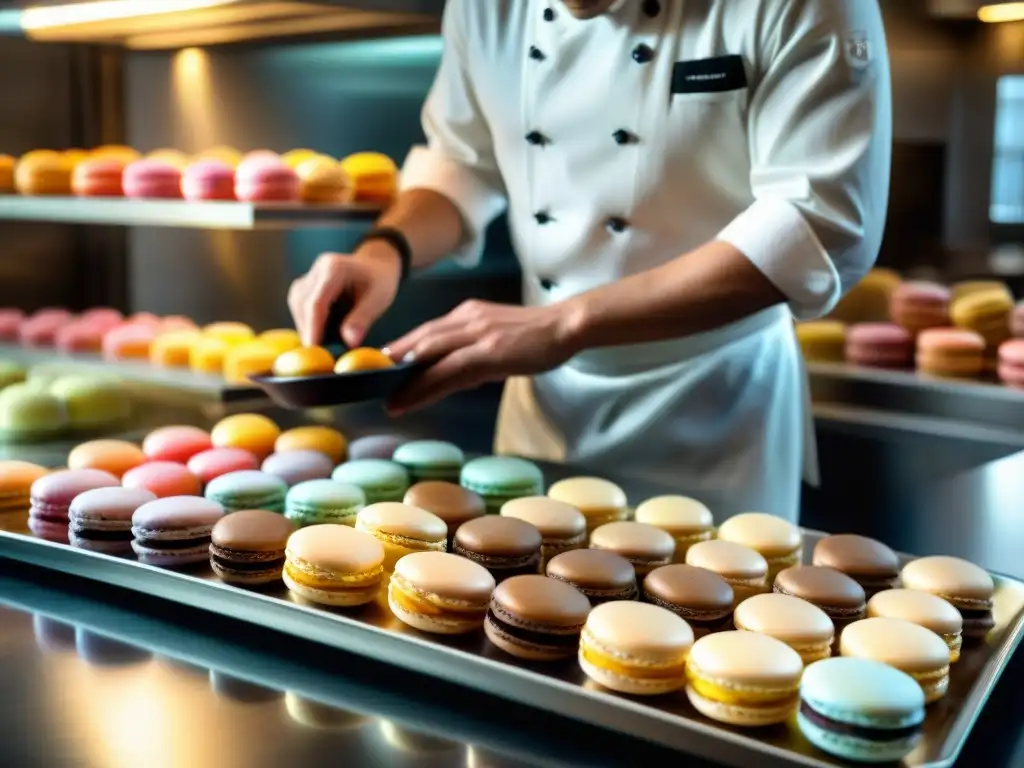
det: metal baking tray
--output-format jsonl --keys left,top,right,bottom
{"left": 0, "top": 528, "right": 1020, "bottom": 768}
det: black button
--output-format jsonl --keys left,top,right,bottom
{"left": 525, "top": 131, "right": 547, "bottom": 146}
{"left": 534, "top": 211, "right": 553, "bottom": 224}
{"left": 529, "top": 46, "right": 545, "bottom": 61}
{"left": 632, "top": 44, "right": 655, "bottom": 64}
{"left": 642, "top": 0, "right": 661, "bottom": 17}
{"left": 543, "top": 7, "right": 555, "bottom": 21}
{"left": 613, "top": 129, "right": 635, "bottom": 145}
{"left": 607, "top": 217, "right": 629, "bottom": 233}
{"left": 539, "top": 278, "right": 557, "bottom": 290}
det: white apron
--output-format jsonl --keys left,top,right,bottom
{"left": 401, "top": 0, "right": 891, "bottom": 524}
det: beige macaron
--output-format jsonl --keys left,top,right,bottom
{"left": 355, "top": 502, "right": 448, "bottom": 570}
{"left": 840, "top": 617, "right": 951, "bottom": 703}
{"left": 589, "top": 521, "right": 675, "bottom": 576}
{"left": 733, "top": 592, "right": 834, "bottom": 664}
{"left": 867, "top": 588, "right": 964, "bottom": 663}
{"left": 685, "top": 539, "right": 769, "bottom": 605}
{"left": 716, "top": 512, "right": 803, "bottom": 578}
{"left": 388, "top": 550, "right": 495, "bottom": 634}
{"left": 500, "top": 496, "right": 587, "bottom": 566}
{"left": 633, "top": 495, "right": 713, "bottom": 561}
{"left": 547, "top": 477, "right": 628, "bottom": 531}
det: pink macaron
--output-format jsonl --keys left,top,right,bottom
{"left": 101, "top": 322, "right": 158, "bottom": 361}
{"left": 0, "top": 309, "right": 25, "bottom": 341}
{"left": 181, "top": 159, "right": 236, "bottom": 201}
{"left": 123, "top": 159, "right": 183, "bottom": 199}
{"left": 1011, "top": 301, "right": 1024, "bottom": 339}
{"left": 28, "top": 468, "right": 120, "bottom": 543}
{"left": 79, "top": 307, "right": 124, "bottom": 331}
{"left": 998, "top": 339, "right": 1024, "bottom": 389}
{"left": 56, "top": 320, "right": 105, "bottom": 353}
{"left": 890, "top": 281, "right": 951, "bottom": 335}
{"left": 128, "top": 312, "right": 162, "bottom": 328}
{"left": 18, "top": 309, "right": 74, "bottom": 348}
{"left": 234, "top": 157, "right": 299, "bottom": 202}
{"left": 159, "top": 315, "right": 198, "bottom": 333}
{"left": 187, "top": 447, "right": 260, "bottom": 485}
{"left": 142, "top": 425, "right": 213, "bottom": 464}
{"left": 122, "top": 461, "right": 202, "bottom": 498}
{"left": 845, "top": 323, "right": 914, "bottom": 369}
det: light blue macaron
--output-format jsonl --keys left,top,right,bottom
{"left": 331, "top": 459, "right": 410, "bottom": 503}
{"left": 459, "top": 455, "right": 544, "bottom": 514}
{"left": 798, "top": 657, "right": 926, "bottom": 763}
{"left": 204, "top": 470, "right": 288, "bottom": 513}
{"left": 392, "top": 440, "right": 465, "bottom": 483}
{"left": 285, "top": 479, "right": 367, "bottom": 527}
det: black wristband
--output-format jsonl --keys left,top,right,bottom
{"left": 354, "top": 226, "right": 412, "bottom": 284}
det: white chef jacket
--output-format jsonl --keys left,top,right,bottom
{"left": 400, "top": 0, "right": 892, "bottom": 523}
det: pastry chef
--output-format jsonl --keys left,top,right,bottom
{"left": 289, "top": 0, "right": 892, "bottom": 522}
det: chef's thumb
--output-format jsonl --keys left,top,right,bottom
{"left": 342, "top": 286, "right": 390, "bottom": 348}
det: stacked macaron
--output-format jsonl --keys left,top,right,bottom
{"left": 29, "top": 469, "right": 119, "bottom": 543}
{"left": 845, "top": 323, "right": 914, "bottom": 369}
{"left": 795, "top": 321, "right": 847, "bottom": 363}
{"left": 890, "top": 281, "right": 951, "bottom": 335}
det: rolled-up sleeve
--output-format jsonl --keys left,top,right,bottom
{"left": 399, "top": 0, "right": 507, "bottom": 267}
{"left": 717, "top": 0, "right": 892, "bottom": 320}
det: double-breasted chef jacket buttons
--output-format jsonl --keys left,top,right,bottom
{"left": 539, "top": 278, "right": 556, "bottom": 291}
{"left": 534, "top": 211, "right": 553, "bottom": 225}
{"left": 642, "top": 0, "right": 661, "bottom": 17}
{"left": 613, "top": 129, "right": 636, "bottom": 146}
{"left": 525, "top": 131, "right": 548, "bottom": 146}
{"left": 529, "top": 45, "right": 545, "bottom": 61}
{"left": 632, "top": 44, "right": 655, "bottom": 64}
{"left": 607, "top": 217, "right": 629, "bottom": 234}
{"left": 543, "top": 7, "right": 555, "bottom": 22}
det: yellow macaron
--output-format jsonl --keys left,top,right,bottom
{"left": 223, "top": 341, "right": 278, "bottom": 384}
{"left": 796, "top": 321, "right": 847, "bottom": 363}
{"left": 211, "top": 413, "right": 281, "bottom": 461}
{"left": 275, "top": 426, "right": 347, "bottom": 464}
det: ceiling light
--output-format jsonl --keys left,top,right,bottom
{"left": 978, "top": 2, "right": 1024, "bottom": 22}
{"left": 21, "top": 0, "right": 241, "bottom": 30}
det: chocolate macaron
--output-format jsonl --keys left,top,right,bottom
{"left": 812, "top": 534, "right": 900, "bottom": 596}
{"left": 642, "top": 564, "right": 734, "bottom": 637}
{"left": 484, "top": 574, "right": 591, "bottom": 660}
{"left": 403, "top": 480, "right": 485, "bottom": 547}
{"left": 501, "top": 496, "right": 587, "bottom": 567}
{"left": 545, "top": 548, "right": 638, "bottom": 604}
{"left": 775, "top": 565, "right": 867, "bottom": 630}
{"left": 453, "top": 516, "right": 542, "bottom": 583}
{"left": 210, "top": 509, "right": 295, "bottom": 586}
{"left": 589, "top": 521, "right": 675, "bottom": 576}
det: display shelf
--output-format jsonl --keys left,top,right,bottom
{"left": 0, "top": 344, "right": 265, "bottom": 404}
{"left": 0, "top": 196, "right": 380, "bottom": 230}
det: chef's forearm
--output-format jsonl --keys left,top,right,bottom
{"left": 560, "top": 240, "right": 787, "bottom": 350}
{"left": 367, "top": 188, "right": 468, "bottom": 269}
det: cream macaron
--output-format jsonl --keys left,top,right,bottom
{"left": 388, "top": 551, "right": 495, "bottom": 634}
{"left": 840, "top": 617, "right": 951, "bottom": 704}
{"left": 685, "top": 539, "right": 769, "bottom": 605}
{"left": 716, "top": 512, "right": 803, "bottom": 578}
{"left": 355, "top": 502, "right": 447, "bottom": 570}
{"left": 579, "top": 600, "right": 694, "bottom": 695}
{"left": 589, "top": 521, "right": 675, "bottom": 577}
{"left": 733, "top": 592, "right": 835, "bottom": 665}
{"left": 899, "top": 555, "right": 996, "bottom": 639}
{"left": 633, "top": 495, "right": 714, "bottom": 561}
{"left": 867, "top": 588, "right": 964, "bottom": 663}
{"left": 500, "top": 496, "right": 587, "bottom": 567}
{"left": 547, "top": 476, "right": 628, "bottom": 531}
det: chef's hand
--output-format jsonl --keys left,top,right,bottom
{"left": 287, "top": 243, "right": 402, "bottom": 348}
{"left": 384, "top": 300, "right": 582, "bottom": 414}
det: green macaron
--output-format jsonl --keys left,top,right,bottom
{"left": 0, "top": 361, "right": 27, "bottom": 390}
{"left": 459, "top": 455, "right": 544, "bottom": 515}
{"left": 331, "top": 459, "right": 410, "bottom": 503}
{"left": 49, "top": 375, "right": 131, "bottom": 431}
{"left": 285, "top": 479, "right": 366, "bottom": 527}
{"left": 0, "top": 383, "right": 67, "bottom": 443}
{"left": 205, "top": 470, "right": 288, "bottom": 513}
{"left": 392, "top": 440, "right": 465, "bottom": 483}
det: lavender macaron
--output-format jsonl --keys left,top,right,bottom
{"left": 69, "top": 487, "right": 157, "bottom": 555}
{"left": 29, "top": 469, "right": 119, "bottom": 543}
{"left": 131, "top": 496, "right": 225, "bottom": 567}
{"left": 261, "top": 450, "right": 335, "bottom": 487}
{"left": 347, "top": 434, "right": 408, "bottom": 461}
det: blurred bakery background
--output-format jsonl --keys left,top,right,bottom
{"left": 0, "top": 0, "right": 1022, "bottom": 523}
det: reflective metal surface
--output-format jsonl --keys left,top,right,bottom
{"left": 0, "top": 524, "right": 1021, "bottom": 768}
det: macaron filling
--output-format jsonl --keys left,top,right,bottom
{"left": 287, "top": 500, "right": 361, "bottom": 525}
{"left": 799, "top": 700, "right": 923, "bottom": 744}
{"left": 774, "top": 584, "right": 867, "bottom": 620}
{"left": 209, "top": 544, "right": 285, "bottom": 574}
{"left": 686, "top": 664, "right": 801, "bottom": 711}
{"left": 283, "top": 554, "right": 382, "bottom": 594}
{"left": 578, "top": 628, "right": 687, "bottom": 682}
{"left": 358, "top": 524, "right": 446, "bottom": 552}
{"left": 131, "top": 525, "right": 215, "bottom": 551}
{"left": 486, "top": 602, "right": 584, "bottom": 652}
{"left": 550, "top": 578, "right": 638, "bottom": 604}
{"left": 388, "top": 572, "right": 489, "bottom": 625}
{"left": 452, "top": 542, "right": 539, "bottom": 571}
{"left": 642, "top": 592, "right": 733, "bottom": 631}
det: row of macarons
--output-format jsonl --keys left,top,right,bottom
{"left": 0, "top": 146, "right": 396, "bottom": 204}
{"left": 24, "top": 471, "right": 986, "bottom": 766}
{"left": 0, "top": 372, "right": 131, "bottom": 441}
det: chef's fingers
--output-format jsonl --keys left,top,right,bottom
{"left": 298, "top": 254, "right": 352, "bottom": 347}
{"left": 286, "top": 276, "right": 310, "bottom": 342}
{"left": 342, "top": 275, "right": 392, "bottom": 349}
{"left": 384, "top": 315, "right": 464, "bottom": 362}
{"left": 387, "top": 345, "right": 492, "bottom": 414}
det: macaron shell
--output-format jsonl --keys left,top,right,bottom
{"left": 685, "top": 539, "right": 769, "bottom": 580}
{"left": 811, "top": 534, "right": 900, "bottom": 582}
{"left": 584, "top": 600, "right": 694, "bottom": 659}
{"left": 643, "top": 564, "right": 734, "bottom": 615}
{"left": 30, "top": 468, "right": 120, "bottom": 506}
{"left": 348, "top": 434, "right": 407, "bottom": 461}
{"left": 500, "top": 496, "right": 586, "bottom": 538}
{"left": 356, "top": 502, "right": 447, "bottom": 542}
{"left": 142, "top": 426, "right": 212, "bottom": 463}
{"left": 717, "top": 512, "right": 802, "bottom": 558}
{"left": 132, "top": 496, "right": 226, "bottom": 529}
{"left": 331, "top": 459, "right": 410, "bottom": 501}
{"left": 262, "top": 450, "right": 335, "bottom": 486}
{"left": 546, "top": 549, "right": 637, "bottom": 591}
{"left": 866, "top": 589, "right": 964, "bottom": 636}
{"left": 590, "top": 521, "right": 675, "bottom": 560}
{"left": 211, "top": 414, "right": 281, "bottom": 461}
{"left": 275, "top": 426, "right": 347, "bottom": 464}
{"left": 403, "top": 481, "right": 485, "bottom": 531}
{"left": 211, "top": 508, "right": 295, "bottom": 551}
{"left": 67, "top": 440, "right": 147, "bottom": 478}
{"left": 732, "top": 593, "right": 834, "bottom": 645}
{"left": 286, "top": 523, "right": 384, "bottom": 573}
{"left": 187, "top": 447, "right": 261, "bottom": 484}
{"left": 774, "top": 565, "right": 867, "bottom": 611}
{"left": 69, "top": 487, "right": 158, "bottom": 524}
{"left": 547, "top": 476, "right": 627, "bottom": 519}
{"left": 633, "top": 495, "right": 713, "bottom": 534}
{"left": 839, "top": 617, "right": 951, "bottom": 674}
{"left": 801, "top": 656, "right": 926, "bottom": 721}
{"left": 453, "top": 515, "right": 542, "bottom": 556}
{"left": 687, "top": 630, "right": 803, "bottom": 687}
{"left": 392, "top": 550, "right": 495, "bottom": 604}
{"left": 900, "top": 555, "right": 995, "bottom": 601}
{"left": 122, "top": 462, "right": 202, "bottom": 498}
{"left": 490, "top": 574, "right": 591, "bottom": 627}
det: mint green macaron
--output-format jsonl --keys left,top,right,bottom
{"left": 0, "top": 383, "right": 67, "bottom": 443}
{"left": 285, "top": 479, "right": 367, "bottom": 527}
{"left": 459, "top": 456, "right": 544, "bottom": 515}
{"left": 205, "top": 470, "right": 288, "bottom": 513}
{"left": 392, "top": 440, "right": 465, "bottom": 483}
{"left": 331, "top": 459, "right": 410, "bottom": 503}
